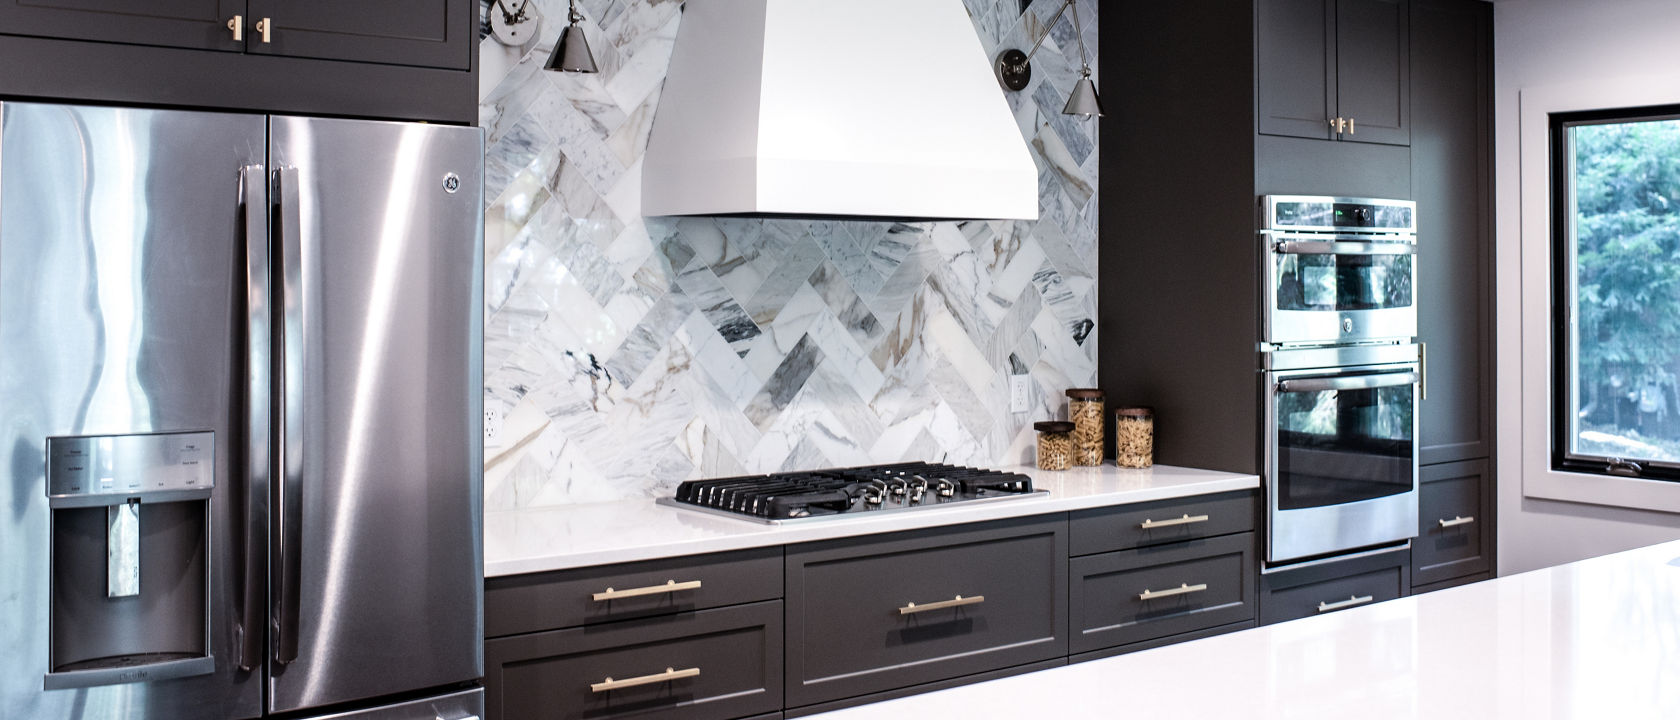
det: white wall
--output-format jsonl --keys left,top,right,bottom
{"left": 1495, "top": 0, "right": 1680, "bottom": 575}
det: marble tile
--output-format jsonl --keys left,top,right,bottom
{"left": 478, "top": 0, "right": 1099, "bottom": 507}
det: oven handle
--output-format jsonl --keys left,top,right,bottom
{"left": 1276, "top": 371, "right": 1419, "bottom": 394}
{"left": 1273, "top": 240, "right": 1417, "bottom": 255}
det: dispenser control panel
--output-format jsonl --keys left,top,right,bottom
{"left": 47, "top": 432, "right": 214, "bottom": 500}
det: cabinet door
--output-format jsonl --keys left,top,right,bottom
{"left": 1335, "top": 0, "right": 1410, "bottom": 145}
{"left": 1413, "top": 0, "right": 1492, "bottom": 463}
{"left": 1412, "top": 459, "right": 1491, "bottom": 586}
{"left": 245, "top": 0, "right": 472, "bottom": 70}
{"left": 1257, "top": 0, "right": 1336, "bottom": 140}
{"left": 0, "top": 0, "right": 244, "bottom": 51}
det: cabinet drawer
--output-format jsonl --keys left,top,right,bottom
{"left": 1413, "top": 460, "right": 1490, "bottom": 586}
{"left": 484, "top": 601, "right": 783, "bottom": 720}
{"left": 1070, "top": 490, "right": 1255, "bottom": 556}
{"left": 485, "top": 547, "right": 782, "bottom": 637}
{"left": 1069, "top": 532, "right": 1256, "bottom": 654}
{"left": 784, "top": 516, "right": 1067, "bottom": 708}
{"left": 1260, "top": 547, "right": 1409, "bottom": 625}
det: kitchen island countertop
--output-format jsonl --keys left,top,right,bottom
{"left": 484, "top": 463, "right": 1257, "bottom": 576}
{"left": 809, "top": 538, "right": 1680, "bottom": 719}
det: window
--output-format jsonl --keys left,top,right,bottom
{"left": 1552, "top": 105, "right": 1680, "bottom": 480}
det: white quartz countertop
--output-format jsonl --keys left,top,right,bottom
{"left": 811, "top": 539, "right": 1680, "bottom": 720}
{"left": 483, "top": 463, "right": 1258, "bottom": 577}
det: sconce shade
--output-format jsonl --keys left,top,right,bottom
{"left": 546, "top": 23, "right": 598, "bottom": 73}
{"left": 1063, "top": 72, "right": 1104, "bottom": 118}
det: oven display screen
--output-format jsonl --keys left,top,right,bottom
{"left": 1275, "top": 383, "right": 1413, "bottom": 511}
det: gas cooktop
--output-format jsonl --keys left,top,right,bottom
{"left": 658, "top": 462, "right": 1046, "bottom": 524}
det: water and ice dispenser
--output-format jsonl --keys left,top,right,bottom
{"left": 45, "top": 432, "right": 216, "bottom": 689}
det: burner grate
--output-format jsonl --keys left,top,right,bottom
{"left": 668, "top": 462, "right": 1040, "bottom": 522}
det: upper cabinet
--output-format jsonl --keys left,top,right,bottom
{"left": 0, "top": 0, "right": 469, "bottom": 70}
{"left": 0, "top": 0, "right": 476, "bottom": 124}
{"left": 1258, "top": 0, "right": 1411, "bottom": 146}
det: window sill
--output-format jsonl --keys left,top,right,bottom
{"left": 1523, "top": 467, "right": 1680, "bottom": 515}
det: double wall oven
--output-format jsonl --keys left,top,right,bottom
{"left": 1260, "top": 196, "right": 1420, "bottom": 566}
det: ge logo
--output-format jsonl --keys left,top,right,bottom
{"left": 443, "top": 173, "right": 461, "bottom": 193}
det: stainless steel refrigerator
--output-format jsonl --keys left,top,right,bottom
{"left": 0, "top": 102, "right": 485, "bottom": 719}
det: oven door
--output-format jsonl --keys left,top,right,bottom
{"left": 1266, "top": 364, "right": 1420, "bottom": 564}
{"left": 1264, "top": 234, "right": 1417, "bottom": 345}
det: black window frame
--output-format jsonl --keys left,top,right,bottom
{"left": 1550, "top": 103, "right": 1680, "bottom": 482}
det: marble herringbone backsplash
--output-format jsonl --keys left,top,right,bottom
{"left": 479, "top": 0, "right": 1100, "bottom": 509}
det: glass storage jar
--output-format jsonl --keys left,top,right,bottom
{"left": 1066, "top": 389, "right": 1104, "bottom": 466}
{"left": 1114, "top": 406, "right": 1154, "bottom": 468}
{"left": 1034, "top": 421, "right": 1075, "bottom": 471}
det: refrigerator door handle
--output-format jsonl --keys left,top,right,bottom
{"left": 273, "top": 166, "right": 304, "bottom": 666}
{"left": 239, "top": 164, "right": 270, "bottom": 672}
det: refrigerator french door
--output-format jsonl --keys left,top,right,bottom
{"left": 0, "top": 102, "right": 484, "bottom": 720}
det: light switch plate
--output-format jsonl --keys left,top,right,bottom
{"left": 1009, "top": 375, "right": 1032, "bottom": 413}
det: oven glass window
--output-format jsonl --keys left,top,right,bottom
{"left": 1276, "top": 383, "right": 1414, "bottom": 510}
{"left": 1276, "top": 253, "right": 1413, "bottom": 312}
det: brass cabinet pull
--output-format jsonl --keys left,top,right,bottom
{"left": 1330, "top": 117, "right": 1346, "bottom": 134}
{"left": 592, "top": 579, "right": 702, "bottom": 602}
{"left": 1317, "top": 595, "right": 1374, "bottom": 613}
{"left": 255, "top": 17, "right": 271, "bottom": 43}
{"left": 227, "top": 15, "right": 243, "bottom": 41}
{"left": 1438, "top": 515, "right": 1475, "bottom": 528}
{"left": 590, "top": 667, "right": 700, "bottom": 693}
{"left": 1347, "top": 117, "right": 1355, "bottom": 135}
{"left": 1139, "top": 513, "right": 1209, "bottom": 530}
{"left": 1138, "top": 582, "right": 1208, "bottom": 601}
{"left": 900, "top": 594, "right": 985, "bottom": 615}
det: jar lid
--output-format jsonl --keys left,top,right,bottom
{"left": 1115, "top": 406, "right": 1154, "bottom": 418}
{"left": 1034, "top": 421, "right": 1076, "bottom": 433}
{"left": 1065, "top": 388, "right": 1103, "bottom": 399}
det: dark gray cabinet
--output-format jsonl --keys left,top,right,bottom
{"left": 484, "top": 601, "right": 785, "bottom": 720}
{"left": 0, "top": 0, "right": 243, "bottom": 51}
{"left": 1258, "top": 0, "right": 1410, "bottom": 146}
{"left": 1413, "top": 0, "right": 1494, "bottom": 466}
{"left": 1069, "top": 532, "right": 1256, "bottom": 654}
{"left": 0, "top": 0, "right": 475, "bottom": 123}
{"left": 1259, "top": 545, "right": 1410, "bottom": 625}
{"left": 1412, "top": 459, "right": 1492, "bottom": 586}
{"left": 782, "top": 516, "right": 1068, "bottom": 709}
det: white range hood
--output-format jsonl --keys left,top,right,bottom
{"left": 642, "top": 0, "right": 1039, "bottom": 221}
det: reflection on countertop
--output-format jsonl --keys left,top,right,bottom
{"left": 484, "top": 463, "right": 1258, "bottom": 576}
{"left": 809, "top": 539, "right": 1680, "bottom": 719}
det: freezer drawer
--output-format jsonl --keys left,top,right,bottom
{"left": 485, "top": 601, "right": 784, "bottom": 720}
{"left": 298, "top": 687, "right": 483, "bottom": 719}
{"left": 783, "top": 515, "right": 1067, "bottom": 708}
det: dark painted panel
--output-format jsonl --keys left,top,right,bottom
{"left": 246, "top": 0, "right": 471, "bottom": 69}
{"left": 1257, "top": 0, "right": 1335, "bottom": 140}
{"left": 1411, "top": 570, "right": 1489, "bottom": 595}
{"left": 0, "top": 0, "right": 242, "bottom": 51}
{"left": 483, "top": 601, "right": 784, "bottom": 720}
{"left": 1069, "top": 533, "right": 1256, "bottom": 653}
{"left": 0, "top": 34, "right": 476, "bottom": 124}
{"left": 1069, "top": 490, "right": 1257, "bottom": 556}
{"left": 783, "top": 516, "right": 1067, "bottom": 708}
{"left": 1255, "top": 134, "right": 1412, "bottom": 198}
{"left": 1335, "top": 0, "right": 1410, "bottom": 145}
{"left": 1412, "top": 0, "right": 1493, "bottom": 464}
{"left": 1100, "top": 0, "right": 1260, "bottom": 475}
{"left": 484, "top": 546, "right": 783, "bottom": 638}
{"left": 1413, "top": 459, "right": 1491, "bottom": 585}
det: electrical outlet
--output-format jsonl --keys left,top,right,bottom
{"left": 1009, "top": 375, "right": 1032, "bottom": 413}
{"left": 484, "top": 407, "right": 505, "bottom": 448}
